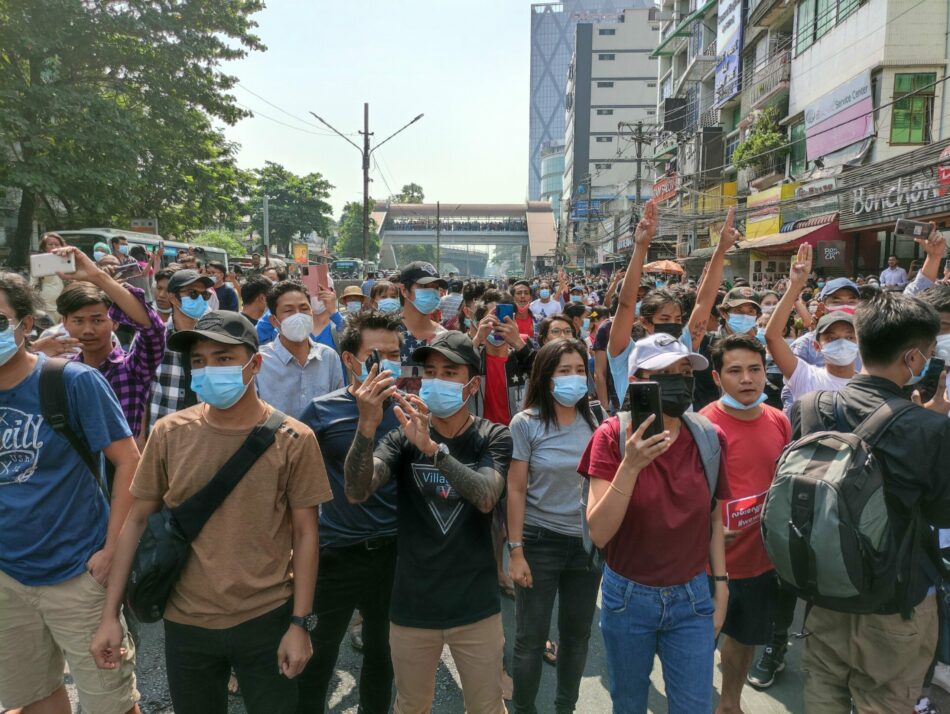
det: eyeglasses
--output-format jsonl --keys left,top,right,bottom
{"left": 0, "top": 315, "right": 21, "bottom": 332}
{"left": 181, "top": 289, "right": 212, "bottom": 301}
{"left": 548, "top": 328, "right": 573, "bottom": 337}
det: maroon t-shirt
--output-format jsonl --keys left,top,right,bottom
{"left": 577, "top": 416, "right": 731, "bottom": 586}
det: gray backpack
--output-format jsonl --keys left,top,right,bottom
{"left": 761, "top": 392, "right": 917, "bottom": 614}
{"left": 580, "top": 410, "right": 722, "bottom": 564}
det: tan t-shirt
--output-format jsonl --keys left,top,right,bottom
{"left": 132, "top": 403, "right": 332, "bottom": 628}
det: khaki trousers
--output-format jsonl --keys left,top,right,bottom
{"left": 390, "top": 612, "right": 505, "bottom": 714}
{"left": 803, "top": 594, "right": 938, "bottom": 714}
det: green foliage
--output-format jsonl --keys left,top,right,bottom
{"left": 192, "top": 230, "right": 248, "bottom": 258}
{"left": 394, "top": 245, "right": 437, "bottom": 264}
{"left": 247, "top": 162, "right": 334, "bottom": 256}
{"left": 393, "top": 183, "right": 425, "bottom": 204}
{"left": 731, "top": 107, "right": 788, "bottom": 171}
{"left": 335, "top": 200, "right": 379, "bottom": 260}
{"left": 0, "top": 0, "right": 265, "bottom": 267}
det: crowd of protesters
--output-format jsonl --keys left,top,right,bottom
{"left": 0, "top": 210, "right": 948, "bottom": 714}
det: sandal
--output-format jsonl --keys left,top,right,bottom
{"left": 543, "top": 640, "right": 558, "bottom": 666}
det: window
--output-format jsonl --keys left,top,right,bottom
{"left": 790, "top": 121, "right": 808, "bottom": 176}
{"left": 796, "top": 0, "right": 816, "bottom": 54}
{"left": 597, "top": 109, "right": 615, "bottom": 115}
{"left": 651, "top": 24, "right": 660, "bottom": 31}
{"left": 597, "top": 81, "right": 614, "bottom": 88}
{"left": 647, "top": 81, "right": 657, "bottom": 87}
{"left": 599, "top": 28, "right": 616, "bottom": 35}
{"left": 891, "top": 73, "right": 936, "bottom": 145}
{"left": 796, "top": 0, "right": 867, "bottom": 55}
{"left": 647, "top": 109, "right": 656, "bottom": 115}
{"left": 599, "top": 54, "right": 616, "bottom": 60}
{"left": 596, "top": 136, "right": 614, "bottom": 142}
{"left": 595, "top": 163, "right": 613, "bottom": 169}
{"left": 816, "top": 0, "right": 835, "bottom": 40}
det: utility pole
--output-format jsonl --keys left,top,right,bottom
{"left": 262, "top": 196, "right": 269, "bottom": 250}
{"left": 585, "top": 174, "right": 593, "bottom": 269}
{"left": 310, "top": 107, "right": 424, "bottom": 266}
{"left": 435, "top": 201, "right": 441, "bottom": 271}
{"left": 634, "top": 121, "right": 644, "bottom": 216}
{"left": 361, "top": 103, "right": 371, "bottom": 266}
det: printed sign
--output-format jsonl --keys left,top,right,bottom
{"left": 805, "top": 71, "right": 874, "bottom": 161}
{"left": 725, "top": 491, "right": 767, "bottom": 531}
{"left": 715, "top": 0, "right": 744, "bottom": 107}
{"left": 653, "top": 173, "right": 680, "bottom": 203}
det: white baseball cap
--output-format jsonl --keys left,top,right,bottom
{"left": 628, "top": 332, "right": 709, "bottom": 374}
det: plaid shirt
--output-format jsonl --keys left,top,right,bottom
{"left": 70, "top": 285, "right": 166, "bottom": 437}
{"left": 147, "top": 318, "right": 197, "bottom": 434}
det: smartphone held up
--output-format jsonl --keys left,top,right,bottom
{"left": 626, "top": 381, "right": 664, "bottom": 440}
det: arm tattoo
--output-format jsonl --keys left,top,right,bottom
{"left": 439, "top": 455, "right": 505, "bottom": 514}
{"left": 344, "top": 431, "right": 390, "bottom": 502}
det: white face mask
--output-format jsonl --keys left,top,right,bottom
{"left": 310, "top": 297, "right": 327, "bottom": 315}
{"left": 279, "top": 312, "right": 312, "bottom": 342}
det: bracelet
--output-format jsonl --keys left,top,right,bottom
{"left": 609, "top": 481, "right": 631, "bottom": 497}
{"left": 712, "top": 574, "right": 729, "bottom": 582}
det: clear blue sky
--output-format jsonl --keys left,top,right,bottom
{"left": 225, "top": 0, "right": 532, "bottom": 219}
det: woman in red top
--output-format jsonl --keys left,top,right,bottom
{"left": 579, "top": 332, "right": 730, "bottom": 714}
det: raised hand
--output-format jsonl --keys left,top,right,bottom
{"left": 620, "top": 414, "right": 672, "bottom": 472}
{"left": 52, "top": 246, "right": 104, "bottom": 284}
{"left": 916, "top": 221, "right": 947, "bottom": 261}
{"left": 789, "top": 243, "right": 812, "bottom": 287}
{"left": 719, "top": 206, "right": 742, "bottom": 250}
{"left": 634, "top": 199, "right": 658, "bottom": 248}
{"left": 393, "top": 392, "right": 439, "bottom": 455}
{"left": 354, "top": 365, "right": 396, "bottom": 433}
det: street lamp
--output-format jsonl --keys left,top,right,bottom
{"left": 310, "top": 105, "right": 424, "bottom": 266}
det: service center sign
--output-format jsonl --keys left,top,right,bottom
{"left": 805, "top": 71, "right": 874, "bottom": 161}
{"left": 714, "top": 0, "right": 743, "bottom": 107}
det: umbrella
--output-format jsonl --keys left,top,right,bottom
{"left": 643, "top": 260, "right": 684, "bottom": 275}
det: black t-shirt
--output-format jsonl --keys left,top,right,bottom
{"left": 374, "top": 417, "right": 513, "bottom": 629}
{"left": 693, "top": 332, "right": 721, "bottom": 411}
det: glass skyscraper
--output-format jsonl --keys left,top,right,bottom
{"left": 528, "top": 0, "right": 631, "bottom": 199}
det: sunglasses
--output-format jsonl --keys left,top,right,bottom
{"left": 0, "top": 315, "right": 21, "bottom": 332}
{"left": 180, "top": 289, "right": 213, "bottom": 301}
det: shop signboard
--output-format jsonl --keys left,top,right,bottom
{"left": 815, "top": 240, "right": 847, "bottom": 269}
{"left": 837, "top": 139, "right": 950, "bottom": 229}
{"left": 653, "top": 173, "right": 679, "bottom": 203}
{"left": 805, "top": 71, "right": 874, "bottom": 161}
{"left": 715, "top": 0, "right": 744, "bottom": 107}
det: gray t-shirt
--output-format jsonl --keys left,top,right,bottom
{"left": 510, "top": 408, "right": 598, "bottom": 537}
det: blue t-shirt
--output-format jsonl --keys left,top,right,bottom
{"left": 215, "top": 283, "right": 240, "bottom": 312}
{"left": 300, "top": 387, "right": 398, "bottom": 547}
{"left": 257, "top": 309, "right": 344, "bottom": 349}
{"left": 0, "top": 355, "right": 132, "bottom": 585}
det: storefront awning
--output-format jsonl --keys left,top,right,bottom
{"left": 736, "top": 218, "right": 845, "bottom": 255}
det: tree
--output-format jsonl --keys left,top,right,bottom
{"left": 732, "top": 107, "right": 788, "bottom": 172}
{"left": 335, "top": 200, "right": 379, "bottom": 260}
{"left": 394, "top": 245, "right": 437, "bottom": 264}
{"left": 247, "top": 162, "right": 334, "bottom": 256}
{"left": 393, "top": 183, "right": 425, "bottom": 204}
{"left": 193, "top": 229, "right": 248, "bottom": 258}
{"left": 0, "top": 0, "right": 264, "bottom": 267}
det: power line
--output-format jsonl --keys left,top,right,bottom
{"left": 234, "top": 101, "right": 340, "bottom": 137}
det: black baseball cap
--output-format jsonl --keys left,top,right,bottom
{"left": 411, "top": 331, "right": 480, "bottom": 371}
{"left": 398, "top": 261, "right": 448, "bottom": 289}
{"left": 167, "top": 269, "right": 214, "bottom": 294}
{"left": 722, "top": 286, "right": 762, "bottom": 312}
{"left": 168, "top": 310, "right": 259, "bottom": 353}
{"left": 816, "top": 311, "right": 855, "bottom": 336}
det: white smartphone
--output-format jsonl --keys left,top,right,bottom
{"left": 30, "top": 252, "right": 75, "bottom": 277}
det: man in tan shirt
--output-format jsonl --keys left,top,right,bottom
{"left": 90, "top": 311, "right": 332, "bottom": 714}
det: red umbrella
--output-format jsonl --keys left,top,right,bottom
{"left": 643, "top": 259, "right": 684, "bottom": 275}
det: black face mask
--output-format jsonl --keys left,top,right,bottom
{"left": 653, "top": 322, "right": 684, "bottom": 339}
{"left": 651, "top": 373, "right": 694, "bottom": 418}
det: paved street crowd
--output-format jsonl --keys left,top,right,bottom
{"left": 1, "top": 203, "right": 949, "bottom": 714}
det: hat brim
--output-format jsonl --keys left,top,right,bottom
{"left": 167, "top": 328, "right": 249, "bottom": 352}
{"left": 411, "top": 344, "right": 479, "bottom": 371}
{"left": 636, "top": 352, "right": 709, "bottom": 372}
{"left": 816, "top": 315, "right": 855, "bottom": 335}
{"left": 722, "top": 299, "right": 762, "bottom": 312}
{"left": 820, "top": 286, "right": 860, "bottom": 300}
{"left": 412, "top": 276, "right": 448, "bottom": 289}
{"left": 170, "top": 275, "right": 215, "bottom": 291}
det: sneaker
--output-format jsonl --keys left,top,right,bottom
{"left": 915, "top": 696, "right": 939, "bottom": 714}
{"left": 747, "top": 645, "right": 787, "bottom": 689}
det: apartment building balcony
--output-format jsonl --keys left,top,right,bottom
{"left": 748, "top": 0, "right": 795, "bottom": 28}
{"left": 741, "top": 154, "right": 787, "bottom": 191}
{"left": 651, "top": 0, "right": 716, "bottom": 57}
{"left": 742, "top": 49, "right": 791, "bottom": 111}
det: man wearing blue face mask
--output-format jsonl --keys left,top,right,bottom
{"left": 700, "top": 334, "right": 791, "bottom": 713}
{"left": 529, "top": 280, "right": 562, "bottom": 320}
{"left": 146, "top": 269, "right": 215, "bottom": 433}
{"left": 92, "top": 310, "right": 332, "bottom": 714}
{"left": 395, "top": 262, "right": 448, "bottom": 395}
{"left": 297, "top": 310, "right": 403, "bottom": 714}
{"left": 344, "top": 330, "right": 512, "bottom": 713}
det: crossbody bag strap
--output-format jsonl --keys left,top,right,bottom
{"left": 171, "top": 409, "right": 287, "bottom": 541}
{"left": 850, "top": 397, "right": 916, "bottom": 447}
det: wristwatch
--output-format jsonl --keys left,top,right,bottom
{"left": 290, "top": 613, "right": 318, "bottom": 632}
{"left": 712, "top": 574, "right": 729, "bottom": 583}
{"left": 431, "top": 442, "right": 450, "bottom": 466}
{"left": 507, "top": 541, "right": 524, "bottom": 554}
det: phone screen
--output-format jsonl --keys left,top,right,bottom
{"left": 495, "top": 304, "right": 515, "bottom": 322}
{"left": 626, "top": 382, "right": 664, "bottom": 440}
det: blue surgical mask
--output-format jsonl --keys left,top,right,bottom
{"left": 93, "top": 250, "right": 107, "bottom": 262}
{"left": 191, "top": 356, "right": 254, "bottom": 409}
{"left": 180, "top": 295, "right": 209, "bottom": 319}
{"left": 346, "top": 301, "right": 362, "bottom": 313}
{"left": 552, "top": 375, "right": 588, "bottom": 406}
{"left": 463, "top": 317, "right": 474, "bottom": 330}
{"left": 721, "top": 392, "right": 767, "bottom": 411}
{"left": 539, "top": 289, "right": 551, "bottom": 300}
{"left": 817, "top": 281, "right": 826, "bottom": 289}
{"left": 756, "top": 328, "right": 767, "bottom": 345}
{"left": 821, "top": 338, "right": 859, "bottom": 366}
{"left": 0, "top": 320, "right": 23, "bottom": 366}
{"left": 487, "top": 333, "right": 506, "bottom": 347}
{"left": 570, "top": 294, "right": 583, "bottom": 303}
{"left": 582, "top": 318, "right": 590, "bottom": 332}
{"left": 411, "top": 288, "right": 440, "bottom": 315}
{"left": 118, "top": 244, "right": 130, "bottom": 255}
{"left": 905, "top": 349, "right": 930, "bottom": 386}
{"left": 727, "top": 314, "right": 757, "bottom": 335}
{"left": 420, "top": 377, "right": 471, "bottom": 418}
{"left": 377, "top": 298, "right": 401, "bottom": 313}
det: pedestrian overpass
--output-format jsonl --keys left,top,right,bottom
{"left": 373, "top": 202, "right": 558, "bottom": 277}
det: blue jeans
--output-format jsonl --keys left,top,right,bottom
{"left": 600, "top": 566, "right": 715, "bottom": 714}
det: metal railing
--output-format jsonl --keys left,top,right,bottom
{"left": 743, "top": 49, "right": 791, "bottom": 108}
{"left": 744, "top": 153, "right": 786, "bottom": 185}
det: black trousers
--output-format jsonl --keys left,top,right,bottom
{"left": 296, "top": 536, "right": 397, "bottom": 714}
{"left": 164, "top": 600, "right": 297, "bottom": 714}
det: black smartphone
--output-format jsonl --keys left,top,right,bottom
{"left": 364, "top": 349, "right": 382, "bottom": 374}
{"left": 894, "top": 218, "right": 932, "bottom": 240}
{"left": 914, "top": 357, "right": 945, "bottom": 403}
{"left": 626, "top": 382, "right": 664, "bottom": 440}
{"left": 113, "top": 261, "right": 143, "bottom": 279}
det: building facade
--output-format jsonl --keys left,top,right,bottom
{"left": 539, "top": 140, "right": 566, "bottom": 218}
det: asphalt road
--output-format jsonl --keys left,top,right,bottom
{"left": 51, "top": 594, "right": 949, "bottom": 713}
